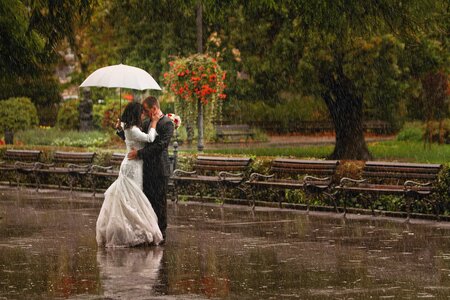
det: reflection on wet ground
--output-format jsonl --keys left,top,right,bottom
{"left": 0, "top": 186, "right": 450, "bottom": 299}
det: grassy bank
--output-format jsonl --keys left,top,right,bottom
{"left": 203, "top": 140, "right": 450, "bottom": 164}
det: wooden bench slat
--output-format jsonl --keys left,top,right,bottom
{"left": 53, "top": 151, "right": 95, "bottom": 164}
{"left": 364, "top": 166, "right": 440, "bottom": 174}
{"left": 197, "top": 156, "right": 251, "bottom": 162}
{"left": 195, "top": 165, "right": 249, "bottom": 171}
{"left": 272, "top": 167, "right": 335, "bottom": 175}
{"left": 3, "top": 150, "right": 41, "bottom": 161}
{"left": 272, "top": 163, "right": 337, "bottom": 170}
{"left": 363, "top": 171, "right": 438, "bottom": 180}
{"left": 196, "top": 161, "right": 250, "bottom": 169}
{"left": 274, "top": 159, "right": 339, "bottom": 165}
{"left": 365, "top": 161, "right": 442, "bottom": 169}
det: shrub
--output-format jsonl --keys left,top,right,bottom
{"left": 56, "top": 97, "right": 123, "bottom": 131}
{"left": 56, "top": 99, "right": 79, "bottom": 130}
{"left": 224, "top": 95, "right": 330, "bottom": 133}
{"left": 426, "top": 119, "right": 450, "bottom": 144}
{"left": 397, "top": 120, "right": 450, "bottom": 144}
{"left": 396, "top": 121, "right": 424, "bottom": 142}
{"left": 92, "top": 99, "right": 121, "bottom": 130}
{"left": 0, "top": 97, "right": 39, "bottom": 133}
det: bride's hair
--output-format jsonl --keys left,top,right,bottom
{"left": 121, "top": 102, "right": 142, "bottom": 129}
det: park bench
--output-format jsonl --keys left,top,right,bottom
{"left": 215, "top": 124, "right": 255, "bottom": 142}
{"left": 363, "top": 120, "right": 392, "bottom": 134}
{"left": 35, "top": 151, "right": 95, "bottom": 191}
{"left": 90, "top": 152, "right": 125, "bottom": 195}
{"left": 246, "top": 159, "right": 339, "bottom": 210}
{"left": 172, "top": 156, "right": 252, "bottom": 203}
{"left": 90, "top": 152, "right": 177, "bottom": 197}
{"left": 0, "top": 149, "right": 42, "bottom": 188}
{"left": 336, "top": 161, "right": 442, "bottom": 219}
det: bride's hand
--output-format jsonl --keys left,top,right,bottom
{"left": 115, "top": 118, "right": 122, "bottom": 130}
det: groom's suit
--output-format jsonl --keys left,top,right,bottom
{"left": 138, "top": 116, "right": 174, "bottom": 236}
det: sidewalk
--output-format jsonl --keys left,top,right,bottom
{"left": 179, "top": 133, "right": 396, "bottom": 150}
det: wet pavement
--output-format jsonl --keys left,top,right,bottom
{"left": 1, "top": 186, "right": 450, "bottom": 299}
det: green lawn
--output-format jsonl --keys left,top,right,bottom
{"left": 203, "top": 140, "right": 450, "bottom": 164}
{"left": 12, "top": 127, "right": 450, "bottom": 164}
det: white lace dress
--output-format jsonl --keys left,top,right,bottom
{"left": 96, "top": 125, "right": 163, "bottom": 247}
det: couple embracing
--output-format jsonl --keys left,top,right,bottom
{"left": 96, "top": 96, "right": 174, "bottom": 247}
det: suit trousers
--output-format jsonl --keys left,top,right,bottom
{"left": 144, "top": 176, "right": 168, "bottom": 235}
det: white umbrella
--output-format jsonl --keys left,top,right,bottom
{"left": 80, "top": 63, "right": 161, "bottom": 111}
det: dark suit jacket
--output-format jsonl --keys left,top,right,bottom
{"left": 138, "top": 116, "right": 174, "bottom": 178}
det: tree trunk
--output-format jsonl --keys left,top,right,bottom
{"left": 321, "top": 72, "right": 372, "bottom": 160}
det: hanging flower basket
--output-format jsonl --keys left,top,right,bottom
{"left": 164, "top": 54, "right": 227, "bottom": 106}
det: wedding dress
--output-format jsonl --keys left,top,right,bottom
{"left": 96, "top": 125, "right": 163, "bottom": 247}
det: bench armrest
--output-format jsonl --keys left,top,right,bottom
{"left": 340, "top": 177, "right": 367, "bottom": 185}
{"left": 219, "top": 171, "right": 243, "bottom": 180}
{"left": 67, "top": 163, "right": 91, "bottom": 170}
{"left": 14, "top": 161, "right": 38, "bottom": 169}
{"left": 404, "top": 180, "right": 432, "bottom": 187}
{"left": 249, "top": 173, "right": 274, "bottom": 182}
{"left": 304, "top": 175, "right": 330, "bottom": 182}
{"left": 91, "top": 165, "right": 113, "bottom": 172}
{"left": 35, "top": 162, "right": 55, "bottom": 168}
{"left": 173, "top": 169, "right": 197, "bottom": 177}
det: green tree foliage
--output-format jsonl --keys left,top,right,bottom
{"left": 231, "top": 0, "right": 448, "bottom": 159}
{"left": 3, "top": 0, "right": 448, "bottom": 159}
{"left": 0, "top": 0, "right": 44, "bottom": 76}
{"left": 0, "top": 0, "right": 93, "bottom": 124}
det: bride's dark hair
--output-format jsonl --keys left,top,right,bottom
{"left": 121, "top": 102, "right": 142, "bottom": 129}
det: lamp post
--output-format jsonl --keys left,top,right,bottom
{"left": 196, "top": 0, "right": 204, "bottom": 152}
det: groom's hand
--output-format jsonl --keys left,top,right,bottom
{"left": 128, "top": 148, "right": 138, "bottom": 160}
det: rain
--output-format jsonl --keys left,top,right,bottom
{"left": 1, "top": 187, "right": 450, "bottom": 299}
{"left": 1, "top": 1, "right": 449, "bottom": 299}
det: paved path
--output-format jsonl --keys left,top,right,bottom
{"left": 1, "top": 186, "right": 449, "bottom": 299}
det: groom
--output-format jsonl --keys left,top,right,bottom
{"left": 127, "top": 96, "right": 174, "bottom": 240}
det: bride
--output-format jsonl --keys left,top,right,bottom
{"left": 96, "top": 102, "right": 163, "bottom": 247}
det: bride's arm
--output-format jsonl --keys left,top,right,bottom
{"left": 130, "top": 125, "right": 158, "bottom": 143}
